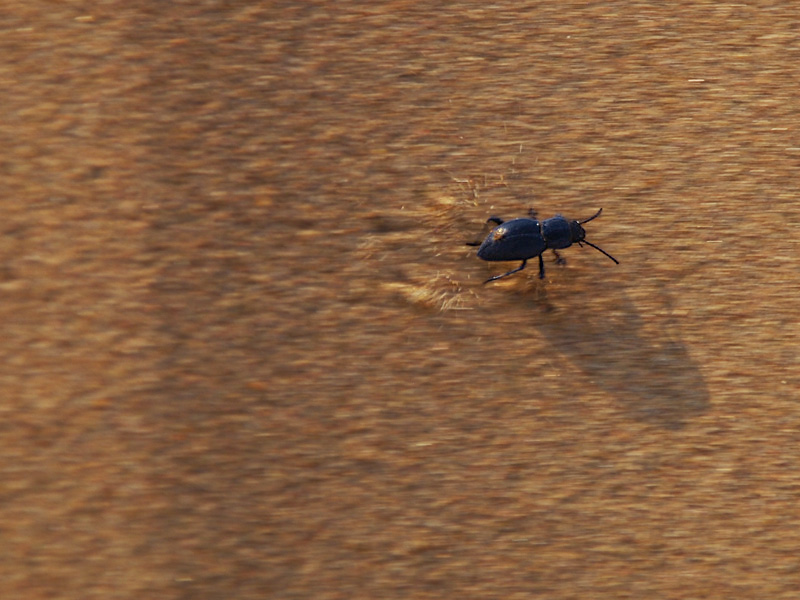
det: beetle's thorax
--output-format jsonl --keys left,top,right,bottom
{"left": 541, "top": 215, "right": 575, "bottom": 249}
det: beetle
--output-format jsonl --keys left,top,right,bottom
{"left": 466, "top": 208, "right": 619, "bottom": 283}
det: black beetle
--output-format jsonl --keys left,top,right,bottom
{"left": 466, "top": 208, "right": 619, "bottom": 283}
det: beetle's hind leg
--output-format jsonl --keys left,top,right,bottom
{"left": 538, "top": 255, "right": 546, "bottom": 279}
{"left": 551, "top": 249, "right": 567, "bottom": 265}
{"left": 466, "top": 216, "right": 504, "bottom": 246}
{"left": 484, "top": 260, "right": 527, "bottom": 284}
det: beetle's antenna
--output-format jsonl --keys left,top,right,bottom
{"left": 579, "top": 208, "right": 603, "bottom": 224}
{"left": 580, "top": 240, "right": 619, "bottom": 264}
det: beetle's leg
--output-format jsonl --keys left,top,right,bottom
{"left": 552, "top": 249, "right": 567, "bottom": 265}
{"left": 538, "top": 254, "right": 546, "bottom": 279}
{"left": 467, "top": 217, "right": 503, "bottom": 245}
{"left": 527, "top": 208, "right": 538, "bottom": 219}
{"left": 484, "top": 259, "right": 527, "bottom": 284}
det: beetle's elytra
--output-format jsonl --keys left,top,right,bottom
{"left": 466, "top": 208, "right": 618, "bottom": 283}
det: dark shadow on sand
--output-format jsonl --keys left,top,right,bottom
{"left": 531, "top": 284, "right": 709, "bottom": 430}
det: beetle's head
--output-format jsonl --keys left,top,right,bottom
{"left": 573, "top": 208, "right": 620, "bottom": 266}
{"left": 569, "top": 219, "right": 587, "bottom": 243}
{"left": 568, "top": 207, "right": 602, "bottom": 242}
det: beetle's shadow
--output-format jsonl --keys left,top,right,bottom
{"left": 531, "top": 284, "right": 709, "bottom": 429}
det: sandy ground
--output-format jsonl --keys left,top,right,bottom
{"left": 3, "top": 1, "right": 800, "bottom": 598}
